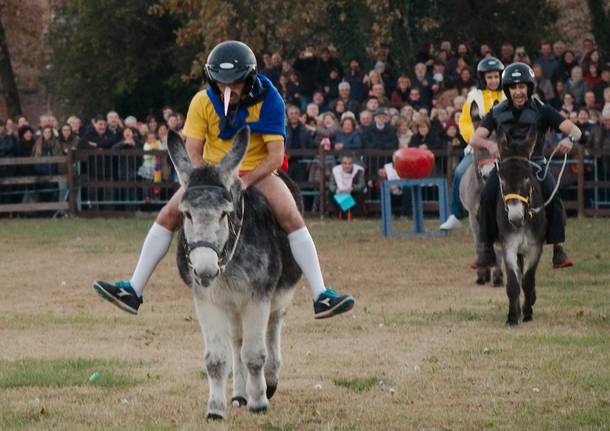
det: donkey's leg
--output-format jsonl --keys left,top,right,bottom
{"left": 504, "top": 249, "right": 522, "bottom": 327}
{"left": 492, "top": 243, "right": 504, "bottom": 287}
{"left": 522, "top": 246, "right": 542, "bottom": 322}
{"left": 195, "top": 299, "right": 231, "bottom": 420}
{"left": 229, "top": 314, "right": 247, "bottom": 408}
{"left": 265, "top": 308, "right": 284, "bottom": 400}
{"left": 470, "top": 211, "right": 491, "bottom": 285}
{"left": 241, "top": 300, "right": 271, "bottom": 413}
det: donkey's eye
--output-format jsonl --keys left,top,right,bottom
{"left": 220, "top": 211, "right": 228, "bottom": 221}
{"left": 184, "top": 211, "right": 192, "bottom": 221}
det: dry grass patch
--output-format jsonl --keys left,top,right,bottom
{"left": 0, "top": 217, "right": 608, "bottom": 430}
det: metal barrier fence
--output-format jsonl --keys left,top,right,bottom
{"left": 0, "top": 145, "right": 608, "bottom": 217}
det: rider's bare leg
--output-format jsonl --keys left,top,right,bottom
{"left": 252, "top": 174, "right": 326, "bottom": 300}
{"left": 129, "top": 187, "right": 184, "bottom": 296}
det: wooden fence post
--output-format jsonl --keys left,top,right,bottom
{"left": 66, "top": 147, "right": 77, "bottom": 215}
{"left": 318, "top": 144, "right": 326, "bottom": 218}
{"left": 577, "top": 145, "right": 585, "bottom": 218}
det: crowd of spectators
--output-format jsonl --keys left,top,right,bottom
{"left": 2, "top": 37, "right": 610, "bottom": 211}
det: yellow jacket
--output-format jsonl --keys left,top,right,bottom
{"left": 459, "top": 88, "right": 505, "bottom": 152}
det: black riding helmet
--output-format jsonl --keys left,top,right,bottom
{"left": 501, "top": 62, "right": 535, "bottom": 101}
{"left": 205, "top": 40, "right": 257, "bottom": 94}
{"left": 477, "top": 56, "right": 504, "bottom": 89}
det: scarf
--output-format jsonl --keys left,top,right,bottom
{"left": 206, "top": 73, "right": 286, "bottom": 141}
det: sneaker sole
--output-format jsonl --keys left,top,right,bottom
{"left": 553, "top": 260, "right": 574, "bottom": 269}
{"left": 314, "top": 296, "right": 355, "bottom": 319}
{"left": 92, "top": 281, "right": 138, "bottom": 315}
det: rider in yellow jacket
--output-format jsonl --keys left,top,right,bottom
{"left": 440, "top": 57, "right": 505, "bottom": 230}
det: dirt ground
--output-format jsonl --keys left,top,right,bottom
{"left": 0, "top": 217, "right": 609, "bottom": 430}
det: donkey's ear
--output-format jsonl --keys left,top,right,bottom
{"left": 524, "top": 126, "right": 538, "bottom": 147}
{"left": 496, "top": 128, "right": 509, "bottom": 158}
{"left": 218, "top": 126, "right": 250, "bottom": 186}
{"left": 470, "top": 101, "right": 480, "bottom": 127}
{"left": 167, "top": 129, "right": 193, "bottom": 186}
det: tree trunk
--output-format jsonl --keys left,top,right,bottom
{"left": 587, "top": 0, "right": 610, "bottom": 60}
{"left": 0, "top": 16, "right": 23, "bottom": 118}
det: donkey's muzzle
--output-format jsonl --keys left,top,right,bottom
{"left": 189, "top": 247, "right": 221, "bottom": 285}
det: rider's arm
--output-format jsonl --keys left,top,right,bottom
{"left": 240, "top": 140, "right": 284, "bottom": 189}
{"left": 553, "top": 120, "right": 580, "bottom": 155}
{"left": 458, "top": 92, "right": 476, "bottom": 143}
{"left": 185, "top": 136, "right": 206, "bottom": 167}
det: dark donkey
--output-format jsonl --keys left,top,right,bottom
{"left": 496, "top": 128, "right": 547, "bottom": 326}
{"left": 167, "top": 126, "right": 302, "bottom": 419}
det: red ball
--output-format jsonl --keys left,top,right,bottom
{"left": 393, "top": 147, "right": 435, "bottom": 179}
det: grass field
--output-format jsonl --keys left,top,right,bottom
{"left": 0, "top": 217, "right": 609, "bottom": 430}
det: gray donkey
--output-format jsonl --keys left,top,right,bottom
{"left": 459, "top": 100, "right": 503, "bottom": 286}
{"left": 167, "top": 127, "right": 302, "bottom": 419}
{"left": 460, "top": 150, "right": 504, "bottom": 286}
{"left": 496, "top": 129, "right": 546, "bottom": 326}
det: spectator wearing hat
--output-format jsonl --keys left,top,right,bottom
{"left": 329, "top": 82, "right": 360, "bottom": 115}
{"left": 362, "top": 108, "right": 398, "bottom": 150}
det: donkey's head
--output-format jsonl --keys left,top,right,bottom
{"left": 167, "top": 127, "right": 249, "bottom": 286}
{"left": 497, "top": 128, "right": 537, "bottom": 227}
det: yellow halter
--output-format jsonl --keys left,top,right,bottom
{"left": 503, "top": 193, "right": 529, "bottom": 204}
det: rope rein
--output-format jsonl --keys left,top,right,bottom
{"left": 495, "top": 146, "right": 569, "bottom": 215}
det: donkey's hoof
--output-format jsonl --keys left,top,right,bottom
{"left": 207, "top": 413, "right": 224, "bottom": 421}
{"left": 231, "top": 396, "right": 247, "bottom": 408}
{"left": 492, "top": 274, "right": 504, "bottom": 287}
{"left": 249, "top": 404, "right": 268, "bottom": 414}
{"left": 523, "top": 315, "right": 533, "bottom": 322}
{"left": 266, "top": 384, "right": 277, "bottom": 400}
{"left": 475, "top": 277, "right": 486, "bottom": 285}
{"left": 505, "top": 319, "right": 519, "bottom": 327}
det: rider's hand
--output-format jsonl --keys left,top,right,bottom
{"left": 556, "top": 137, "right": 574, "bottom": 155}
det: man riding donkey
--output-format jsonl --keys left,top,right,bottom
{"left": 93, "top": 40, "right": 355, "bottom": 319}
{"left": 470, "top": 62, "right": 580, "bottom": 269}
{"left": 441, "top": 56, "right": 505, "bottom": 231}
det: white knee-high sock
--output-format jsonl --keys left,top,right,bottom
{"left": 129, "top": 222, "right": 173, "bottom": 297}
{"left": 288, "top": 227, "right": 326, "bottom": 300}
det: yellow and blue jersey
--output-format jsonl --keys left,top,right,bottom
{"left": 182, "top": 74, "right": 285, "bottom": 172}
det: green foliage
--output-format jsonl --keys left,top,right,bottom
{"left": 0, "top": 357, "right": 143, "bottom": 388}
{"left": 45, "top": 0, "right": 563, "bottom": 117}
{"left": 47, "top": 0, "right": 198, "bottom": 119}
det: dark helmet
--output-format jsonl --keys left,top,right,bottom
{"left": 205, "top": 40, "right": 257, "bottom": 92}
{"left": 501, "top": 62, "right": 535, "bottom": 100}
{"left": 476, "top": 56, "right": 504, "bottom": 89}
